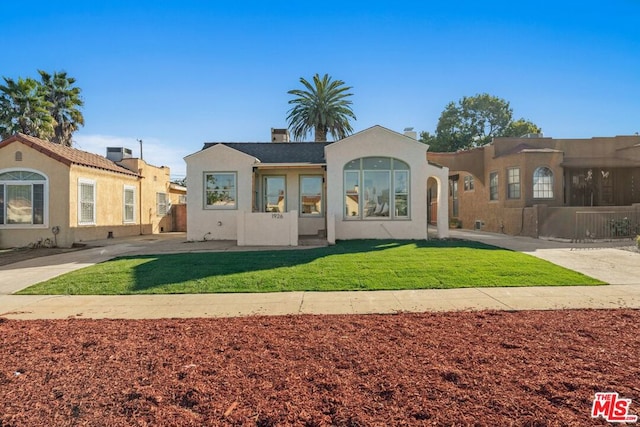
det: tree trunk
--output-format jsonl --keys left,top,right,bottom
{"left": 314, "top": 125, "right": 327, "bottom": 142}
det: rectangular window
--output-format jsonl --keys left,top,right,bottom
{"left": 264, "top": 176, "right": 286, "bottom": 212}
{"left": 0, "top": 182, "right": 44, "bottom": 226}
{"left": 489, "top": 172, "right": 499, "bottom": 201}
{"left": 124, "top": 186, "right": 135, "bottom": 223}
{"left": 157, "top": 193, "right": 170, "bottom": 216}
{"left": 78, "top": 179, "right": 96, "bottom": 225}
{"left": 205, "top": 172, "right": 237, "bottom": 209}
{"left": 507, "top": 168, "right": 520, "bottom": 199}
{"left": 344, "top": 171, "right": 360, "bottom": 218}
{"left": 300, "top": 176, "right": 322, "bottom": 216}
{"left": 7, "top": 184, "right": 32, "bottom": 224}
{"left": 363, "top": 170, "right": 390, "bottom": 218}
{"left": 464, "top": 175, "right": 474, "bottom": 191}
{"left": 394, "top": 170, "right": 409, "bottom": 217}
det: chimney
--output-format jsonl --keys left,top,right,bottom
{"left": 271, "top": 128, "right": 290, "bottom": 143}
{"left": 403, "top": 127, "right": 417, "bottom": 140}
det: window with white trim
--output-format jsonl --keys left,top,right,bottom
{"left": 123, "top": 186, "right": 135, "bottom": 223}
{"left": 0, "top": 170, "right": 47, "bottom": 226}
{"left": 157, "top": 192, "right": 170, "bottom": 216}
{"left": 204, "top": 172, "right": 237, "bottom": 209}
{"left": 507, "top": 168, "right": 520, "bottom": 199}
{"left": 533, "top": 167, "right": 554, "bottom": 199}
{"left": 78, "top": 179, "right": 96, "bottom": 225}
{"left": 343, "top": 157, "right": 410, "bottom": 220}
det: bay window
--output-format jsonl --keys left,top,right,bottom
{"left": 343, "top": 157, "right": 410, "bottom": 220}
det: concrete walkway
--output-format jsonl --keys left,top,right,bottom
{"left": 0, "top": 232, "right": 639, "bottom": 319}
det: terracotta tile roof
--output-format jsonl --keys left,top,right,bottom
{"left": 0, "top": 133, "right": 140, "bottom": 177}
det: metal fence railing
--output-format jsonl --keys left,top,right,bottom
{"left": 574, "top": 210, "right": 640, "bottom": 242}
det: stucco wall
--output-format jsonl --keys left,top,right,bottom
{"left": 0, "top": 139, "right": 175, "bottom": 248}
{"left": 325, "top": 126, "right": 449, "bottom": 241}
{"left": 237, "top": 211, "right": 298, "bottom": 246}
{"left": 121, "top": 158, "right": 174, "bottom": 234}
{"left": 431, "top": 144, "right": 565, "bottom": 235}
{"left": 254, "top": 167, "right": 325, "bottom": 236}
{"left": 185, "top": 144, "right": 256, "bottom": 241}
{"left": 0, "top": 141, "right": 70, "bottom": 248}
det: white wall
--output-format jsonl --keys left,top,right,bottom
{"left": 325, "top": 126, "right": 449, "bottom": 242}
{"left": 238, "top": 211, "right": 298, "bottom": 246}
{"left": 185, "top": 144, "right": 255, "bottom": 241}
{"left": 185, "top": 127, "right": 450, "bottom": 245}
{"left": 254, "top": 168, "right": 325, "bottom": 236}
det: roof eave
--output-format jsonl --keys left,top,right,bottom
{"left": 253, "top": 163, "right": 326, "bottom": 169}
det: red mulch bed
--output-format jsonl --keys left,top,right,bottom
{"left": 1, "top": 310, "right": 638, "bottom": 426}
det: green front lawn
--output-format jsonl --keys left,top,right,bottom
{"left": 18, "top": 240, "right": 605, "bottom": 295}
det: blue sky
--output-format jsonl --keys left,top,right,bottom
{"left": 3, "top": 1, "right": 639, "bottom": 179}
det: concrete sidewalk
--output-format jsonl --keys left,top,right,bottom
{"left": 0, "top": 231, "right": 639, "bottom": 319}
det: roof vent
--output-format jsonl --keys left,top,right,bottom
{"left": 106, "top": 147, "right": 133, "bottom": 162}
{"left": 271, "top": 128, "right": 290, "bottom": 143}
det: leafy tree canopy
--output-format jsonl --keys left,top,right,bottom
{"left": 420, "top": 93, "right": 541, "bottom": 152}
{"left": 0, "top": 70, "right": 84, "bottom": 146}
{"left": 287, "top": 73, "right": 356, "bottom": 142}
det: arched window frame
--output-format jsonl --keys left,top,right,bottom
{"left": 0, "top": 168, "right": 49, "bottom": 228}
{"left": 533, "top": 166, "right": 554, "bottom": 199}
{"left": 343, "top": 157, "right": 410, "bottom": 220}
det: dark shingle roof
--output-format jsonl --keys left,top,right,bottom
{"left": 202, "top": 142, "right": 330, "bottom": 164}
{"left": 0, "top": 133, "right": 140, "bottom": 176}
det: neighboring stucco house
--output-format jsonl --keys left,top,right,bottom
{"left": 0, "top": 133, "right": 179, "bottom": 248}
{"left": 429, "top": 134, "right": 640, "bottom": 240}
{"left": 185, "top": 125, "right": 449, "bottom": 245}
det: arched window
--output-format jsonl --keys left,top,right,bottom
{"left": 344, "top": 157, "right": 410, "bottom": 219}
{"left": 533, "top": 167, "right": 554, "bottom": 199}
{"left": 15, "top": 151, "right": 22, "bottom": 161}
{"left": 0, "top": 170, "right": 47, "bottom": 226}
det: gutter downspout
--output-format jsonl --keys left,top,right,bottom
{"left": 138, "top": 168, "right": 143, "bottom": 235}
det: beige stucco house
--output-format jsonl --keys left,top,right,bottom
{"left": 429, "top": 134, "right": 640, "bottom": 240}
{"left": 185, "top": 125, "right": 449, "bottom": 245}
{"left": 0, "top": 133, "right": 180, "bottom": 248}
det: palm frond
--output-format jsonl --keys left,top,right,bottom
{"left": 286, "top": 73, "right": 356, "bottom": 142}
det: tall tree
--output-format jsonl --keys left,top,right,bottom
{"left": 38, "top": 70, "right": 84, "bottom": 146}
{"left": 503, "top": 118, "right": 542, "bottom": 138}
{"left": 0, "top": 77, "right": 54, "bottom": 140}
{"left": 287, "top": 73, "right": 356, "bottom": 142}
{"left": 420, "top": 93, "right": 541, "bottom": 152}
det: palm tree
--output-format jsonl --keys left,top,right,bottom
{"left": 287, "top": 73, "right": 356, "bottom": 142}
{"left": 38, "top": 70, "right": 84, "bottom": 146}
{"left": 0, "top": 77, "right": 54, "bottom": 140}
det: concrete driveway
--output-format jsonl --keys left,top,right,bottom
{"left": 448, "top": 229, "right": 640, "bottom": 286}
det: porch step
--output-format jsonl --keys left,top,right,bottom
{"left": 298, "top": 237, "right": 328, "bottom": 247}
